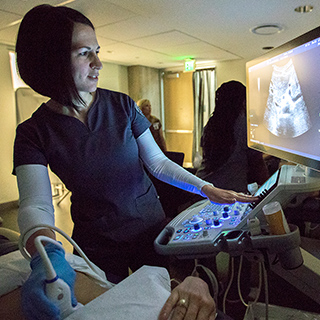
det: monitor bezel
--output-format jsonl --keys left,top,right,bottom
{"left": 246, "top": 26, "right": 320, "bottom": 172}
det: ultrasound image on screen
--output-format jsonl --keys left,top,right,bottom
{"left": 247, "top": 34, "right": 320, "bottom": 163}
{"left": 263, "top": 59, "right": 311, "bottom": 138}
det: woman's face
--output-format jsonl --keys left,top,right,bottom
{"left": 71, "top": 23, "right": 102, "bottom": 97}
{"left": 141, "top": 101, "right": 151, "bottom": 117}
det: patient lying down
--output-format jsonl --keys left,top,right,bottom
{"left": 0, "top": 249, "right": 217, "bottom": 320}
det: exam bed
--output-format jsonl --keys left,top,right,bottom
{"left": 0, "top": 228, "right": 171, "bottom": 320}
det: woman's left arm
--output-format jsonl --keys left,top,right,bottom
{"left": 137, "top": 130, "right": 257, "bottom": 204}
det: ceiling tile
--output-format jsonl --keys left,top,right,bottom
{"left": 96, "top": 16, "right": 171, "bottom": 42}
{"left": 127, "top": 31, "right": 199, "bottom": 50}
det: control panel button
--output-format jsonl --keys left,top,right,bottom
{"left": 194, "top": 223, "right": 200, "bottom": 230}
{"left": 213, "top": 219, "right": 221, "bottom": 227}
{"left": 222, "top": 212, "right": 229, "bottom": 219}
{"left": 189, "top": 215, "right": 203, "bottom": 224}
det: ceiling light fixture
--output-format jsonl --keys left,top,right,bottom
{"left": 250, "top": 24, "right": 283, "bottom": 35}
{"left": 294, "top": 5, "right": 313, "bottom": 13}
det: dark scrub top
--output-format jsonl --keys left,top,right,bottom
{"left": 13, "top": 88, "right": 166, "bottom": 243}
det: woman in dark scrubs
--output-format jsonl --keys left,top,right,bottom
{"left": 13, "top": 5, "right": 256, "bottom": 320}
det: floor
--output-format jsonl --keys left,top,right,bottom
{"left": 1, "top": 194, "right": 320, "bottom": 320}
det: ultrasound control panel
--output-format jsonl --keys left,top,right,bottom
{"left": 169, "top": 201, "right": 249, "bottom": 244}
{"left": 155, "top": 165, "right": 320, "bottom": 257}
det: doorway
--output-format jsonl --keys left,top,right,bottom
{"left": 162, "top": 69, "right": 216, "bottom": 168}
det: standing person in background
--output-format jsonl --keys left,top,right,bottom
{"left": 137, "top": 98, "right": 167, "bottom": 152}
{"left": 196, "top": 81, "right": 269, "bottom": 193}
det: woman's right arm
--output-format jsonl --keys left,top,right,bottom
{"left": 16, "top": 165, "right": 79, "bottom": 320}
{"left": 16, "top": 164, "right": 56, "bottom": 256}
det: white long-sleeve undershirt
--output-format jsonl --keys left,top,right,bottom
{"left": 16, "top": 164, "right": 55, "bottom": 243}
{"left": 137, "top": 130, "right": 210, "bottom": 195}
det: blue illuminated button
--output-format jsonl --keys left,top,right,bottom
{"left": 173, "top": 235, "right": 182, "bottom": 241}
{"left": 222, "top": 212, "right": 229, "bottom": 219}
{"left": 192, "top": 225, "right": 203, "bottom": 233}
{"left": 183, "top": 228, "right": 191, "bottom": 233}
{"left": 234, "top": 210, "right": 240, "bottom": 215}
{"left": 206, "top": 219, "right": 212, "bottom": 225}
{"left": 213, "top": 220, "right": 220, "bottom": 227}
{"left": 176, "top": 229, "right": 183, "bottom": 233}
{"left": 192, "top": 234, "right": 199, "bottom": 239}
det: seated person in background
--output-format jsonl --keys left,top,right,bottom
{"left": 137, "top": 98, "right": 167, "bottom": 152}
{"left": 196, "top": 81, "right": 269, "bottom": 193}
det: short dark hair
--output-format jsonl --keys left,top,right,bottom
{"left": 16, "top": 4, "right": 95, "bottom": 106}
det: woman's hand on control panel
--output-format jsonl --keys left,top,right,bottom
{"left": 201, "top": 184, "right": 259, "bottom": 204}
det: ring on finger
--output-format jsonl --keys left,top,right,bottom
{"left": 176, "top": 298, "right": 188, "bottom": 308}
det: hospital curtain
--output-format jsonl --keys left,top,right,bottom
{"left": 192, "top": 69, "right": 216, "bottom": 168}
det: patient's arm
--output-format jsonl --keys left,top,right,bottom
{"left": 159, "top": 276, "right": 216, "bottom": 320}
{"left": 0, "top": 271, "right": 108, "bottom": 320}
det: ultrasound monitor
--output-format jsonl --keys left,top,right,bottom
{"left": 246, "top": 26, "right": 320, "bottom": 172}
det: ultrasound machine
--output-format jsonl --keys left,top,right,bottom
{"left": 155, "top": 165, "right": 320, "bottom": 262}
{"left": 155, "top": 26, "right": 320, "bottom": 309}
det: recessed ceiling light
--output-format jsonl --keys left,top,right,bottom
{"left": 250, "top": 24, "right": 283, "bottom": 35}
{"left": 294, "top": 5, "right": 313, "bottom": 13}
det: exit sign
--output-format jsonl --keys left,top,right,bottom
{"left": 185, "top": 59, "right": 195, "bottom": 72}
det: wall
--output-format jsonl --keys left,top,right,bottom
{"left": 0, "top": 51, "right": 129, "bottom": 205}
{"left": 215, "top": 59, "right": 246, "bottom": 87}
{"left": 0, "top": 44, "right": 18, "bottom": 204}
{"left": 128, "top": 65, "right": 161, "bottom": 118}
{"left": 99, "top": 62, "right": 129, "bottom": 94}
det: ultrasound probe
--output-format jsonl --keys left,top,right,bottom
{"left": 19, "top": 225, "right": 112, "bottom": 319}
{"left": 34, "top": 236, "right": 81, "bottom": 319}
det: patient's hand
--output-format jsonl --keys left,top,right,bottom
{"left": 201, "top": 184, "right": 258, "bottom": 204}
{"left": 158, "top": 276, "right": 216, "bottom": 320}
